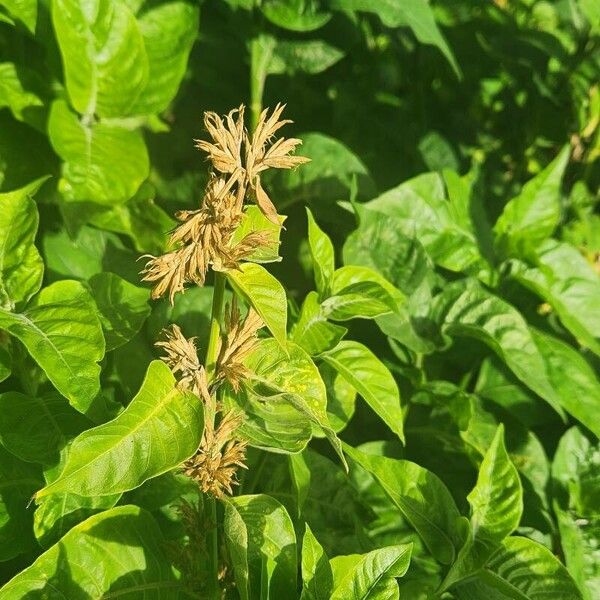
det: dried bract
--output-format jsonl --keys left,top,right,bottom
{"left": 215, "top": 299, "right": 264, "bottom": 391}
{"left": 156, "top": 324, "right": 211, "bottom": 402}
{"left": 184, "top": 411, "right": 248, "bottom": 499}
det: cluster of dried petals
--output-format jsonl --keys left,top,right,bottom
{"left": 141, "top": 176, "right": 273, "bottom": 303}
{"left": 155, "top": 324, "right": 211, "bottom": 403}
{"left": 215, "top": 299, "right": 264, "bottom": 392}
{"left": 195, "top": 103, "right": 309, "bottom": 224}
{"left": 184, "top": 411, "right": 248, "bottom": 499}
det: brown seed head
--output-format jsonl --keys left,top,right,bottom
{"left": 156, "top": 324, "right": 211, "bottom": 402}
{"left": 184, "top": 411, "right": 248, "bottom": 499}
{"left": 215, "top": 299, "right": 264, "bottom": 391}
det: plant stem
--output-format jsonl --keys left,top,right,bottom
{"left": 204, "top": 271, "right": 226, "bottom": 599}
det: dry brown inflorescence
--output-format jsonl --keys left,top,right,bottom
{"left": 142, "top": 104, "right": 307, "bottom": 499}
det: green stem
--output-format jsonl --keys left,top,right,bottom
{"left": 204, "top": 271, "right": 226, "bottom": 599}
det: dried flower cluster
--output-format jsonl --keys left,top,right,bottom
{"left": 183, "top": 412, "right": 248, "bottom": 499}
{"left": 145, "top": 104, "right": 301, "bottom": 499}
{"left": 141, "top": 103, "right": 308, "bottom": 303}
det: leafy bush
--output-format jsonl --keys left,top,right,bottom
{"left": 0, "top": 0, "right": 598, "bottom": 598}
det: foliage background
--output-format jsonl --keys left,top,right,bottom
{"left": 0, "top": 0, "right": 599, "bottom": 598}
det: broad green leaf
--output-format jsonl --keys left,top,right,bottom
{"left": 553, "top": 428, "right": 600, "bottom": 600}
{"left": 344, "top": 444, "right": 466, "bottom": 565}
{"left": 225, "top": 494, "right": 297, "bottom": 598}
{"left": 330, "top": 543, "right": 412, "bottom": 600}
{"left": 127, "top": 1, "right": 199, "bottom": 115}
{"left": 230, "top": 206, "right": 285, "bottom": 263}
{"left": 0, "top": 505, "right": 181, "bottom": 597}
{"left": 323, "top": 267, "right": 398, "bottom": 321}
{"left": 555, "top": 507, "right": 600, "bottom": 600}
{"left": 88, "top": 272, "right": 150, "bottom": 350}
{"left": 321, "top": 361, "right": 357, "bottom": 433}
{"left": 494, "top": 146, "right": 570, "bottom": 258}
{"left": 343, "top": 206, "right": 431, "bottom": 295}
{"left": 269, "top": 39, "right": 344, "bottom": 75}
{"left": 0, "top": 0, "right": 37, "bottom": 31}
{"left": 301, "top": 524, "right": 333, "bottom": 600}
{"left": 335, "top": 0, "right": 458, "bottom": 74}
{"left": 512, "top": 240, "right": 600, "bottom": 355}
{"left": 261, "top": 0, "right": 331, "bottom": 32}
{"left": 432, "top": 279, "right": 564, "bottom": 417}
{"left": 0, "top": 177, "right": 46, "bottom": 309}
{"left": 0, "top": 344, "right": 11, "bottom": 382}
{"left": 322, "top": 341, "right": 404, "bottom": 443}
{"left": 271, "top": 132, "right": 373, "bottom": 207}
{"left": 36, "top": 360, "right": 203, "bottom": 498}
{"left": 238, "top": 339, "right": 345, "bottom": 466}
{"left": 48, "top": 100, "right": 149, "bottom": 205}
{"left": 0, "top": 392, "right": 90, "bottom": 465}
{"left": 453, "top": 536, "right": 581, "bottom": 600}
{"left": 34, "top": 490, "right": 120, "bottom": 549}
{"left": 292, "top": 291, "right": 347, "bottom": 356}
{"left": 0, "top": 280, "right": 105, "bottom": 413}
{"left": 0, "top": 62, "right": 44, "bottom": 122}
{"left": 42, "top": 224, "right": 139, "bottom": 283}
{"left": 224, "top": 498, "right": 250, "bottom": 600}
{"left": 0, "top": 445, "right": 42, "bottom": 561}
{"left": 289, "top": 452, "right": 311, "bottom": 516}
{"left": 468, "top": 424, "right": 523, "bottom": 544}
{"left": 307, "top": 208, "right": 335, "bottom": 297}
{"left": 357, "top": 172, "right": 489, "bottom": 278}
{"left": 226, "top": 262, "right": 287, "bottom": 347}
{"left": 532, "top": 329, "right": 600, "bottom": 437}
{"left": 89, "top": 187, "right": 175, "bottom": 255}
{"left": 52, "top": 0, "right": 148, "bottom": 117}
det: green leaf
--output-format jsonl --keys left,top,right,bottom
{"left": 238, "top": 339, "right": 345, "bottom": 466}
{"left": 323, "top": 268, "right": 398, "bottom": 321}
{"left": 0, "top": 0, "right": 37, "bottom": 32}
{"left": 512, "top": 240, "right": 600, "bottom": 355}
{"left": 532, "top": 329, "right": 600, "bottom": 437}
{"left": 343, "top": 205, "right": 431, "bottom": 296}
{"left": 330, "top": 0, "right": 460, "bottom": 75}
{"left": 34, "top": 490, "right": 120, "bottom": 549}
{"left": 453, "top": 536, "right": 581, "bottom": 600}
{"left": 230, "top": 205, "right": 285, "bottom": 264}
{"left": 468, "top": 424, "right": 523, "bottom": 544}
{"left": 357, "top": 172, "right": 489, "bottom": 278}
{"left": 0, "top": 505, "right": 181, "bottom": 596}
{"left": 322, "top": 341, "right": 404, "bottom": 443}
{"left": 36, "top": 360, "right": 203, "bottom": 498}
{"left": 225, "top": 494, "right": 297, "bottom": 598}
{"left": 494, "top": 146, "right": 570, "bottom": 258}
{"left": 432, "top": 279, "right": 564, "bottom": 418}
{"left": 0, "top": 177, "right": 46, "bottom": 309}
{"left": 343, "top": 444, "right": 466, "bottom": 565}
{"left": 269, "top": 39, "right": 344, "bottom": 75}
{"left": 0, "top": 280, "right": 105, "bottom": 413}
{"left": 225, "top": 262, "right": 287, "bottom": 347}
{"left": 271, "top": 132, "right": 373, "bottom": 207}
{"left": 330, "top": 543, "right": 412, "bottom": 600}
{"left": 0, "top": 392, "right": 90, "bottom": 465}
{"left": 88, "top": 272, "right": 150, "bottom": 350}
{"left": 261, "top": 0, "right": 332, "bottom": 32}
{"left": 48, "top": 100, "right": 149, "bottom": 205}
{"left": 126, "top": 1, "right": 199, "bottom": 115}
{"left": 321, "top": 362, "right": 357, "bottom": 433}
{"left": 301, "top": 524, "right": 333, "bottom": 600}
{"left": 307, "top": 208, "right": 335, "bottom": 297}
{"left": 52, "top": 0, "right": 148, "bottom": 117}
{"left": 292, "top": 291, "right": 347, "bottom": 356}
{"left": 553, "top": 428, "right": 600, "bottom": 600}
{"left": 0, "top": 62, "right": 44, "bottom": 122}
{"left": 0, "top": 445, "right": 42, "bottom": 561}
